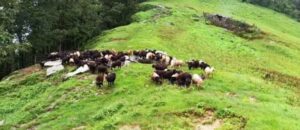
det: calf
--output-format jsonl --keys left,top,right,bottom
{"left": 170, "top": 59, "right": 184, "bottom": 67}
{"left": 192, "top": 74, "right": 205, "bottom": 87}
{"left": 111, "top": 60, "right": 122, "bottom": 69}
{"left": 40, "top": 61, "right": 46, "bottom": 68}
{"left": 95, "top": 58, "right": 109, "bottom": 65}
{"left": 152, "top": 63, "right": 168, "bottom": 70}
{"left": 187, "top": 60, "right": 199, "bottom": 70}
{"left": 177, "top": 73, "right": 192, "bottom": 87}
{"left": 96, "top": 74, "right": 105, "bottom": 87}
{"left": 87, "top": 61, "right": 97, "bottom": 74}
{"left": 47, "top": 52, "right": 60, "bottom": 61}
{"left": 204, "top": 67, "right": 214, "bottom": 77}
{"left": 161, "top": 55, "right": 171, "bottom": 65}
{"left": 152, "top": 72, "right": 163, "bottom": 84}
{"left": 97, "top": 65, "right": 108, "bottom": 74}
{"left": 138, "top": 59, "right": 153, "bottom": 64}
{"left": 106, "top": 72, "right": 116, "bottom": 87}
{"left": 146, "top": 52, "right": 155, "bottom": 60}
{"left": 199, "top": 61, "right": 210, "bottom": 70}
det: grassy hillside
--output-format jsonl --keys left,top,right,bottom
{"left": 1, "top": 0, "right": 300, "bottom": 129}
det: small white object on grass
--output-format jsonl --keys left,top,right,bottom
{"left": 46, "top": 65, "right": 64, "bottom": 76}
{"left": 44, "top": 60, "right": 62, "bottom": 67}
{"left": 65, "top": 64, "right": 90, "bottom": 79}
{"left": 0, "top": 120, "right": 4, "bottom": 126}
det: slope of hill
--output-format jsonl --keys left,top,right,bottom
{"left": 1, "top": 0, "right": 300, "bottom": 129}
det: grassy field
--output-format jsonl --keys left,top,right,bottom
{"left": 1, "top": 0, "right": 300, "bottom": 129}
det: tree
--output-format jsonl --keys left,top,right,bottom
{"left": 0, "top": 0, "right": 144, "bottom": 79}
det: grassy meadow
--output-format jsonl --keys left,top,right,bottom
{"left": 1, "top": 0, "right": 300, "bottom": 129}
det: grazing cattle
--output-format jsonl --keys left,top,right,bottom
{"left": 111, "top": 61, "right": 122, "bottom": 69}
{"left": 111, "top": 55, "right": 119, "bottom": 61}
{"left": 170, "top": 59, "right": 184, "bottom": 67}
{"left": 139, "top": 50, "right": 148, "bottom": 58}
{"left": 153, "top": 69, "right": 183, "bottom": 84}
{"left": 199, "top": 60, "right": 210, "bottom": 70}
{"left": 170, "top": 73, "right": 179, "bottom": 84}
{"left": 74, "top": 51, "right": 81, "bottom": 57}
{"left": 138, "top": 59, "right": 153, "bottom": 64}
{"left": 204, "top": 67, "right": 214, "bottom": 77}
{"left": 42, "top": 49, "right": 213, "bottom": 89}
{"left": 106, "top": 73, "right": 116, "bottom": 87}
{"left": 72, "top": 57, "right": 84, "bottom": 67}
{"left": 96, "top": 74, "right": 105, "bottom": 87}
{"left": 177, "top": 73, "right": 192, "bottom": 87}
{"left": 146, "top": 52, "right": 155, "bottom": 60}
{"left": 96, "top": 58, "right": 109, "bottom": 65}
{"left": 154, "top": 53, "right": 163, "bottom": 61}
{"left": 87, "top": 61, "right": 97, "bottom": 74}
{"left": 97, "top": 65, "right": 108, "bottom": 74}
{"left": 187, "top": 60, "right": 199, "bottom": 70}
{"left": 104, "top": 54, "right": 113, "bottom": 60}
{"left": 152, "top": 72, "right": 162, "bottom": 84}
{"left": 91, "top": 50, "right": 102, "bottom": 59}
{"left": 40, "top": 61, "right": 46, "bottom": 68}
{"left": 156, "top": 51, "right": 167, "bottom": 55}
{"left": 192, "top": 74, "right": 205, "bottom": 87}
{"left": 47, "top": 52, "right": 60, "bottom": 61}
{"left": 119, "top": 56, "right": 127, "bottom": 62}
{"left": 69, "top": 58, "right": 75, "bottom": 64}
{"left": 62, "top": 55, "right": 71, "bottom": 65}
{"left": 164, "top": 69, "right": 181, "bottom": 84}
{"left": 161, "top": 55, "right": 171, "bottom": 65}
{"left": 152, "top": 63, "right": 168, "bottom": 70}
{"left": 154, "top": 70, "right": 166, "bottom": 78}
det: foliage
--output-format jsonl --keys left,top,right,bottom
{"left": 0, "top": 43, "right": 32, "bottom": 79}
{"left": 242, "top": 0, "right": 300, "bottom": 21}
{"left": 0, "top": 0, "right": 143, "bottom": 79}
{"left": 0, "top": 0, "right": 300, "bottom": 129}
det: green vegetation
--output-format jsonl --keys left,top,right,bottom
{"left": 1, "top": 0, "right": 300, "bottom": 129}
{"left": 0, "top": 0, "right": 142, "bottom": 79}
{"left": 243, "top": 0, "right": 300, "bottom": 21}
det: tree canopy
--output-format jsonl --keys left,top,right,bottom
{"left": 0, "top": 0, "right": 144, "bottom": 79}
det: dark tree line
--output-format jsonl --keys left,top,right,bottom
{"left": 242, "top": 0, "right": 300, "bottom": 21}
{"left": 0, "top": 0, "right": 145, "bottom": 79}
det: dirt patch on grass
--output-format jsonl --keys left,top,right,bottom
{"left": 196, "top": 119, "right": 222, "bottom": 130}
{"left": 119, "top": 124, "right": 141, "bottom": 130}
{"left": 110, "top": 38, "right": 128, "bottom": 42}
{"left": 3, "top": 65, "right": 42, "bottom": 81}
{"left": 72, "top": 126, "right": 86, "bottom": 130}
{"left": 20, "top": 65, "right": 41, "bottom": 75}
{"left": 171, "top": 108, "right": 223, "bottom": 130}
{"left": 172, "top": 108, "right": 207, "bottom": 118}
{"left": 204, "top": 13, "right": 264, "bottom": 39}
{"left": 159, "top": 27, "right": 184, "bottom": 40}
{"left": 249, "top": 96, "right": 257, "bottom": 103}
{"left": 193, "top": 109, "right": 222, "bottom": 130}
{"left": 258, "top": 68, "right": 300, "bottom": 87}
{"left": 226, "top": 92, "right": 237, "bottom": 97}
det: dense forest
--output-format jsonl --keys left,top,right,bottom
{"left": 243, "top": 0, "right": 300, "bottom": 21}
{"left": 0, "top": 0, "right": 144, "bottom": 79}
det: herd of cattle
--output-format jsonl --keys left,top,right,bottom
{"left": 40, "top": 49, "right": 214, "bottom": 88}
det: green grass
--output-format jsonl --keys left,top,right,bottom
{"left": 1, "top": 0, "right": 300, "bottom": 129}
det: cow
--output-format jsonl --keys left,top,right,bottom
{"left": 106, "top": 72, "right": 116, "bottom": 87}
